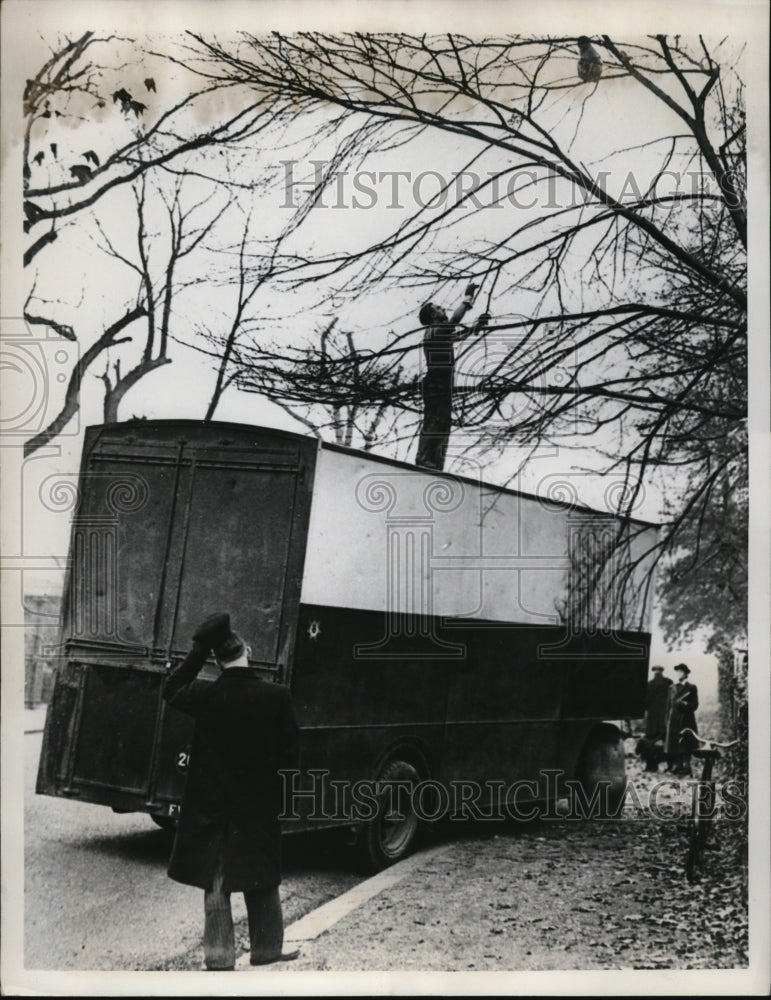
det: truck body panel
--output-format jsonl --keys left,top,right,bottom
{"left": 38, "top": 420, "right": 656, "bottom": 827}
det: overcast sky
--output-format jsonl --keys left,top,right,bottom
{"left": 3, "top": 2, "right": 768, "bottom": 701}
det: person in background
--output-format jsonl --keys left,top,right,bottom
{"left": 637, "top": 665, "right": 672, "bottom": 771}
{"left": 164, "top": 612, "right": 300, "bottom": 970}
{"left": 665, "top": 662, "right": 699, "bottom": 776}
{"left": 645, "top": 665, "right": 672, "bottom": 740}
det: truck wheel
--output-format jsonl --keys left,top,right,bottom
{"left": 576, "top": 733, "right": 626, "bottom": 818}
{"left": 357, "top": 759, "right": 421, "bottom": 872}
{"left": 150, "top": 812, "right": 177, "bottom": 832}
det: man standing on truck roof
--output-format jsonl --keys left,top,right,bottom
{"left": 416, "top": 283, "right": 489, "bottom": 471}
{"left": 164, "top": 612, "right": 300, "bottom": 970}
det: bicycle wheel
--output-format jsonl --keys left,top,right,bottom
{"left": 685, "top": 794, "right": 713, "bottom": 884}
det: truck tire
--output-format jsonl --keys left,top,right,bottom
{"left": 150, "top": 812, "right": 177, "bottom": 832}
{"left": 576, "top": 731, "right": 627, "bottom": 818}
{"left": 357, "top": 759, "right": 421, "bottom": 872}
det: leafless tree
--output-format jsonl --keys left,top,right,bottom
{"left": 22, "top": 303, "right": 148, "bottom": 457}
{"left": 188, "top": 123, "right": 414, "bottom": 451}
{"left": 179, "top": 31, "right": 746, "bottom": 637}
{"left": 24, "top": 173, "right": 229, "bottom": 454}
{"left": 231, "top": 319, "right": 411, "bottom": 452}
{"left": 96, "top": 174, "right": 229, "bottom": 422}
{"left": 22, "top": 31, "right": 275, "bottom": 268}
{"left": 21, "top": 31, "right": 292, "bottom": 454}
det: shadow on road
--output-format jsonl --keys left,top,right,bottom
{"left": 80, "top": 826, "right": 176, "bottom": 865}
{"left": 83, "top": 817, "right": 534, "bottom": 874}
{"left": 82, "top": 820, "right": 360, "bottom": 873}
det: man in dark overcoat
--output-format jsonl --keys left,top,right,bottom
{"left": 645, "top": 665, "right": 672, "bottom": 740}
{"left": 636, "top": 665, "right": 673, "bottom": 770}
{"left": 664, "top": 662, "right": 699, "bottom": 776}
{"left": 164, "top": 612, "right": 300, "bottom": 970}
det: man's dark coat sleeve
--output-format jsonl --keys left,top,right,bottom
{"left": 163, "top": 642, "right": 210, "bottom": 715}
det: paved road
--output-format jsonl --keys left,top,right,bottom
{"left": 23, "top": 732, "right": 749, "bottom": 975}
{"left": 24, "top": 733, "right": 363, "bottom": 971}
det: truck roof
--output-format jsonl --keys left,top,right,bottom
{"left": 88, "top": 419, "right": 660, "bottom": 528}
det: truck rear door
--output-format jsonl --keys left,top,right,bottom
{"left": 38, "top": 423, "right": 316, "bottom": 814}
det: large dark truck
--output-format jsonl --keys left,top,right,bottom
{"left": 38, "top": 420, "right": 657, "bottom": 868}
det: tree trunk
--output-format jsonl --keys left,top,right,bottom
{"left": 23, "top": 306, "right": 147, "bottom": 457}
{"left": 102, "top": 355, "right": 171, "bottom": 422}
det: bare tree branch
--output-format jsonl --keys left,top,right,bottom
{"left": 23, "top": 306, "right": 146, "bottom": 456}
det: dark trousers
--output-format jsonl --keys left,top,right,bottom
{"left": 416, "top": 373, "right": 452, "bottom": 471}
{"left": 668, "top": 752, "right": 692, "bottom": 775}
{"left": 203, "top": 855, "right": 284, "bottom": 970}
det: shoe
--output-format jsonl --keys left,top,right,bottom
{"left": 250, "top": 948, "right": 301, "bottom": 966}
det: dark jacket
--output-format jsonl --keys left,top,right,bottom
{"left": 164, "top": 644, "right": 299, "bottom": 892}
{"left": 664, "top": 680, "right": 699, "bottom": 754}
{"left": 645, "top": 674, "right": 672, "bottom": 740}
